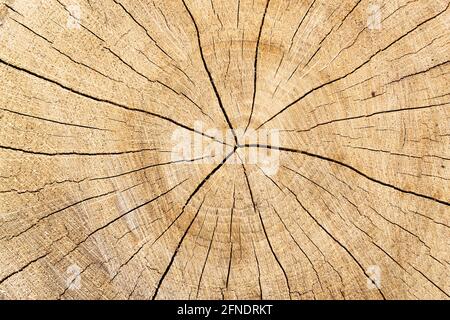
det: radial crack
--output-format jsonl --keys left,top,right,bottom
{"left": 258, "top": 2, "right": 450, "bottom": 129}
{"left": 0, "top": 57, "right": 228, "bottom": 146}
{"left": 182, "top": 0, "right": 239, "bottom": 145}
{"left": 243, "top": 144, "right": 450, "bottom": 206}
{"left": 245, "top": 0, "right": 270, "bottom": 132}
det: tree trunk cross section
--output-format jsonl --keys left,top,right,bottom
{"left": 0, "top": 0, "right": 448, "bottom": 300}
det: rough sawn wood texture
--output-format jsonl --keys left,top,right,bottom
{"left": 0, "top": 0, "right": 449, "bottom": 299}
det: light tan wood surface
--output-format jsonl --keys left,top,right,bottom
{"left": 0, "top": 0, "right": 449, "bottom": 299}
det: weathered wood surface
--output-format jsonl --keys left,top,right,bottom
{"left": 0, "top": 0, "right": 449, "bottom": 299}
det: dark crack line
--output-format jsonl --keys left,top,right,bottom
{"left": 55, "top": 0, "right": 105, "bottom": 42}
{"left": 151, "top": 149, "right": 236, "bottom": 299}
{"left": 288, "top": 0, "right": 318, "bottom": 52}
{"left": 236, "top": 0, "right": 241, "bottom": 28}
{"left": 7, "top": 189, "right": 118, "bottom": 241}
{"left": 242, "top": 164, "right": 292, "bottom": 299}
{"left": 0, "top": 156, "right": 206, "bottom": 196}
{"left": 242, "top": 144, "right": 450, "bottom": 207}
{"left": 284, "top": 186, "right": 386, "bottom": 300}
{"left": 282, "top": 164, "right": 338, "bottom": 200}
{"left": 57, "top": 179, "right": 187, "bottom": 264}
{"left": 335, "top": 0, "right": 363, "bottom": 32}
{"left": 127, "top": 268, "right": 145, "bottom": 300}
{"left": 182, "top": 0, "right": 239, "bottom": 145}
{"left": 409, "top": 210, "right": 450, "bottom": 230}
{"left": 90, "top": 156, "right": 209, "bottom": 181}
{"left": 0, "top": 178, "right": 87, "bottom": 195}
{"left": 0, "top": 144, "right": 158, "bottom": 157}
{"left": 245, "top": 0, "right": 270, "bottom": 132}
{"left": 368, "top": 206, "right": 431, "bottom": 250}
{"left": 180, "top": 205, "right": 209, "bottom": 276}
{"left": 250, "top": 236, "right": 263, "bottom": 299}
{"left": 271, "top": 205, "right": 324, "bottom": 292}
{"left": 391, "top": 34, "right": 445, "bottom": 62}
{"left": 256, "top": 164, "right": 283, "bottom": 192}
{"left": 0, "top": 57, "right": 227, "bottom": 146}
{"left": 59, "top": 262, "right": 95, "bottom": 299}
{"left": 108, "top": 231, "right": 163, "bottom": 284}
{"left": 226, "top": 185, "right": 236, "bottom": 289}
{"left": 408, "top": 263, "right": 449, "bottom": 297}
{"left": 103, "top": 46, "right": 157, "bottom": 84}
{"left": 258, "top": 2, "right": 450, "bottom": 129}
{"left": 196, "top": 212, "right": 219, "bottom": 299}
{"left": 151, "top": 195, "right": 207, "bottom": 300}
{"left": 112, "top": 0, "right": 175, "bottom": 62}
{"left": 104, "top": 46, "right": 212, "bottom": 120}
{"left": 0, "top": 251, "right": 49, "bottom": 284}
{"left": 371, "top": 242, "right": 409, "bottom": 274}
{"left": 279, "top": 179, "right": 346, "bottom": 287}
{"left": 387, "top": 60, "right": 450, "bottom": 85}
{"left": 3, "top": 3, "right": 23, "bottom": 16}
{"left": 295, "top": 102, "right": 450, "bottom": 133}
{"left": 10, "top": 17, "right": 53, "bottom": 43}
{"left": 10, "top": 15, "right": 147, "bottom": 91}
{"left": 1, "top": 107, "right": 111, "bottom": 132}
{"left": 151, "top": 149, "right": 235, "bottom": 247}
{"left": 346, "top": 145, "right": 427, "bottom": 160}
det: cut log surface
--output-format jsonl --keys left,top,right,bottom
{"left": 0, "top": 0, "right": 449, "bottom": 300}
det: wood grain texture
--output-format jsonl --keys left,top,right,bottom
{"left": 0, "top": 0, "right": 449, "bottom": 300}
